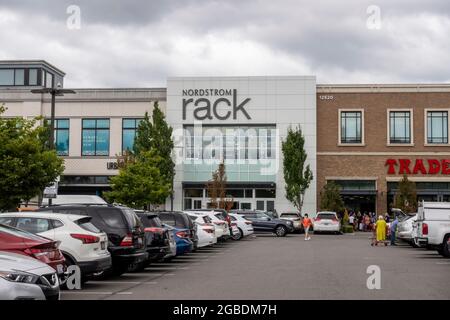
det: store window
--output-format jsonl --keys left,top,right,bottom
{"left": 54, "top": 119, "right": 69, "bottom": 156}
{"left": 389, "top": 111, "right": 411, "bottom": 144}
{"left": 255, "top": 189, "right": 276, "bottom": 198}
{"left": 122, "top": 118, "right": 142, "bottom": 153}
{"left": 82, "top": 119, "right": 110, "bottom": 156}
{"left": 46, "top": 71, "right": 53, "bottom": 88}
{"left": 427, "top": 111, "right": 448, "bottom": 144}
{"left": 340, "top": 111, "right": 362, "bottom": 144}
{"left": 0, "top": 69, "right": 14, "bottom": 85}
{"left": 29, "top": 69, "right": 38, "bottom": 85}
{"left": 14, "top": 69, "right": 24, "bottom": 85}
{"left": 184, "top": 125, "right": 276, "bottom": 160}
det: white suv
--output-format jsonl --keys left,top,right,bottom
{"left": 0, "top": 212, "right": 112, "bottom": 279}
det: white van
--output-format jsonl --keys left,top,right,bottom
{"left": 414, "top": 202, "right": 450, "bottom": 258}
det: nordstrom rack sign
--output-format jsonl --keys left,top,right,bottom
{"left": 182, "top": 88, "right": 251, "bottom": 121}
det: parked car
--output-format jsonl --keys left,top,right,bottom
{"left": 414, "top": 201, "right": 450, "bottom": 257}
{"left": 135, "top": 211, "right": 173, "bottom": 264}
{"left": 397, "top": 214, "right": 418, "bottom": 244}
{"left": 161, "top": 224, "right": 178, "bottom": 261}
{"left": 157, "top": 212, "right": 197, "bottom": 253}
{"left": 0, "top": 223, "right": 66, "bottom": 277}
{"left": 191, "top": 209, "right": 232, "bottom": 239}
{"left": 279, "top": 212, "right": 304, "bottom": 233}
{"left": 188, "top": 211, "right": 230, "bottom": 241}
{"left": 229, "top": 213, "right": 254, "bottom": 240}
{"left": 161, "top": 222, "right": 193, "bottom": 256}
{"left": 231, "top": 210, "right": 294, "bottom": 237}
{"left": 0, "top": 212, "right": 111, "bottom": 281}
{"left": 37, "top": 205, "right": 147, "bottom": 275}
{"left": 187, "top": 213, "right": 217, "bottom": 247}
{"left": 313, "top": 212, "right": 341, "bottom": 234}
{"left": 0, "top": 251, "right": 60, "bottom": 300}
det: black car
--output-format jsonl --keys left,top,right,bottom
{"left": 135, "top": 211, "right": 173, "bottom": 264}
{"left": 157, "top": 212, "right": 198, "bottom": 250}
{"left": 37, "top": 205, "right": 148, "bottom": 276}
{"left": 231, "top": 210, "right": 294, "bottom": 237}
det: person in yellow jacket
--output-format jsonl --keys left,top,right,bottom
{"left": 375, "top": 215, "right": 387, "bottom": 244}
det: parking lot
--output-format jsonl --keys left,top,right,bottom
{"left": 61, "top": 232, "right": 450, "bottom": 300}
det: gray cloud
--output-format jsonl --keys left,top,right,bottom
{"left": 0, "top": 0, "right": 448, "bottom": 87}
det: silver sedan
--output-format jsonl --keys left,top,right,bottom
{"left": 0, "top": 251, "right": 60, "bottom": 300}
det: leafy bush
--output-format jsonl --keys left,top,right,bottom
{"left": 342, "top": 225, "right": 354, "bottom": 233}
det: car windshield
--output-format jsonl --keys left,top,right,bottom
{"left": 317, "top": 213, "right": 336, "bottom": 220}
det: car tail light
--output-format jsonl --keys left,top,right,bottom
{"left": 70, "top": 233, "right": 100, "bottom": 244}
{"left": 245, "top": 221, "right": 252, "bottom": 225}
{"left": 144, "top": 227, "right": 164, "bottom": 234}
{"left": 314, "top": 218, "right": 321, "bottom": 222}
{"left": 120, "top": 233, "right": 133, "bottom": 247}
{"left": 422, "top": 223, "right": 428, "bottom": 236}
{"left": 176, "top": 231, "right": 189, "bottom": 238}
{"left": 24, "top": 242, "right": 62, "bottom": 261}
{"left": 231, "top": 222, "right": 237, "bottom": 227}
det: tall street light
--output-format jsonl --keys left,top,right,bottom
{"left": 31, "top": 83, "right": 76, "bottom": 205}
{"left": 31, "top": 83, "right": 76, "bottom": 148}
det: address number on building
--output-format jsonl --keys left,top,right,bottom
{"left": 319, "top": 95, "right": 334, "bottom": 100}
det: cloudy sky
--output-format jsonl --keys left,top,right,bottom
{"left": 0, "top": 0, "right": 449, "bottom": 87}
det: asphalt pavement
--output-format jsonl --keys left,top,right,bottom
{"left": 61, "top": 232, "right": 450, "bottom": 300}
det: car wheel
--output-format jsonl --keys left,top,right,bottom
{"left": 275, "top": 225, "right": 287, "bottom": 237}
{"left": 232, "top": 228, "right": 243, "bottom": 240}
{"left": 442, "top": 235, "right": 450, "bottom": 258}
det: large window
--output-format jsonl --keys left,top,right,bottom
{"left": 0, "top": 69, "right": 14, "bottom": 85}
{"left": 0, "top": 68, "right": 35, "bottom": 86}
{"left": 54, "top": 119, "right": 69, "bottom": 156}
{"left": 340, "top": 111, "right": 362, "bottom": 144}
{"left": 184, "top": 125, "right": 276, "bottom": 160}
{"left": 389, "top": 111, "right": 411, "bottom": 144}
{"left": 82, "top": 119, "right": 110, "bottom": 156}
{"left": 122, "top": 118, "right": 142, "bottom": 153}
{"left": 427, "top": 111, "right": 448, "bottom": 144}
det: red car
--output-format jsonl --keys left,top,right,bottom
{"left": 0, "top": 223, "right": 66, "bottom": 275}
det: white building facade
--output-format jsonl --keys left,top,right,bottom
{"left": 166, "top": 76, "right": 317, "bottom": 213}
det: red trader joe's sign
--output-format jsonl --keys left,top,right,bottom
{"left": 386, "top": 159, "right": 450, "bottom": 175}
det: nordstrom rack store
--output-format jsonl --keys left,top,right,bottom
{"left": 166, "top": 77, "right": 317, "bottom": 213}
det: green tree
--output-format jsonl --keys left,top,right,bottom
{"left": 393, "top": 175, "right": 417, "bottom": 213}
{"left": 104, "top": 150, "right": 171, "bottom": 209}
{"left": 282, "top": 126, "right": 313, "bottom": 213}
{"left": 133, "top": 102, "right": 175, "bottom": 207}
{"left": 320, "top": 181, "right": 345, "bottom": 213}
{"left": 0, "top": 105, "right": 64, "bottom": 211}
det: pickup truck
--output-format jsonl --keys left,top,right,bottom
{"left": 414, "top": 202, "right": 450, "bottom": 258}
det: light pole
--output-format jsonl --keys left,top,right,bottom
{"left": 31, "top": 83, "right": 75, "bottom": 205}
{"left": 31, "top": 82, "right": 76, "bottom": 148}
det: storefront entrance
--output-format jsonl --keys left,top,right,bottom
{"left": 341, "top": 195, "right": 376, "bottom": 213}
{"left": 182, "top": 183, "right": 276, "bottom": 212}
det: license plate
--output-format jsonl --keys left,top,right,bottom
{"left": 101, "top": 241, "right": 106, "bottom": 250}
{"left": 56, "top": 264, "right": 64, "bottom": 274}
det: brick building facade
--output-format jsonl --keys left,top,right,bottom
{"left": 317, "top": 84, "right": 450, "bottom": 214}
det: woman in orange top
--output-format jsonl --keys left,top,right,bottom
{"left": 303, "top": 214, "right": 312, "bottom": 241}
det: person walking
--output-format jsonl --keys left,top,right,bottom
{"left": 390, "top": 215, "right": 399, "bottom": 246}
{"left": 303, "top": 213, "right": 313, "bottom": 241}
{"left": 374, "top": 215, "right": 387, "bottom": 246}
